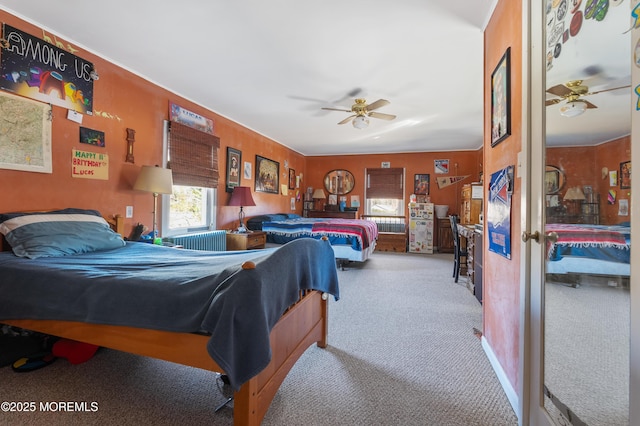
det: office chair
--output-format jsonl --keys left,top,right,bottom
{"left": 449, "top": 215, "right": 468, "bottom": 283}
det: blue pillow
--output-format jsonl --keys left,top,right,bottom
{"left": 0, "top": 208, "right": 125, "bottom": 259}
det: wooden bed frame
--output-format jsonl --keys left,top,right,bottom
{"left": 0, "top": 213, "right": 330, "bottom": 425}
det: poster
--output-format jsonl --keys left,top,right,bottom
{"left": 1, "top": 24, "right": 94, "bottom": 115}
{"left": 487, "top": 165, "right": 513, "bottom": 259}
{"left": 71, "top": 149, "right": 108, "bottom": 180}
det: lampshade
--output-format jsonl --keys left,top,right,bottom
{"left": 559, "top": 100, "right": 587, "bottom": 117}
{"left": 312, "top": 188, "right": 326, "bottom": 199}
{"left": 563, "top": 186, "right": 586, "bottom": 201}
{"left": 228, "top": 186, "right": 256, "bottom": 207}
{"left": 352, "top": 115, "right": 369, "bottom": 129}
{"left": 134, "top": 166, "right": 173, "bottom": 195}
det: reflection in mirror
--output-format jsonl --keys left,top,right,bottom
{"left": 324, "top": 169, "right": 355, "bottom": 195}
{"left": 544, "top": 3, "right": 630, "bottom": 426}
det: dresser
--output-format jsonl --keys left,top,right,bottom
{"left": 226, "top": 231, "right": 266, "bottom": 251}
{"left": 307, "top": 210, "right": 357, "bottom": 219}
{"left": 436, "top": 217, "right": 454, "bottom": 253}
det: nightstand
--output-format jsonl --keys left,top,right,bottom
{"left": 226, "top": 231, "right": 267, "bottom": 251}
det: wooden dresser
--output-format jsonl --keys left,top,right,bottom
{"left": 226, "top": 231, "right": 266, "bottom": 251}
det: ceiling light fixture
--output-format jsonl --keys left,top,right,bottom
{"left": 559, "top": 100, "right": 587, "bottom": 117}
{"left": 352, "top": 115, "right": 369, "bottom": 129}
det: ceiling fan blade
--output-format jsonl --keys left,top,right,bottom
{"left": 338, "top": 115, "right": 356, "bottom": 125}
{"left": 584, "top": 100, "right": 598, "bottom": 109}
{"left": 545, "top": 98, "right": 564, "bottom": 106}
{"left": 583, "top": 85, "right": 630, "bottom": 96}
{"left": 321, "top": 107, "right": 353, "bottom": 113}
{"left": 369, "top": 112, "right": 396, "bottom": 120}
{"left": 546, "top": 84, "right": 573, "bottom": 97}
{"left": 366, "top": 99, "right": 390, "bottom": 111}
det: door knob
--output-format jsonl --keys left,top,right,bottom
{"left": 546, "top": 231, "right": 558, "bottom": 243}
{"left": 521, "top": 231, "right": 540, "bottom": 243}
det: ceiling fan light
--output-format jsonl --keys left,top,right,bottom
{"left": 352, "top": 115, "right": 369, "bottom": 129}
{"left": 559, "top": 100, "right": 587, "bottom": 117}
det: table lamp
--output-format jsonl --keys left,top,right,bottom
{"left": 134, "top": 165, "right": 173, "bottom": 241}
{"left": 563, "top": 186, "right": 585, "bottom": 216}
{"left": 312, "top": 188, "right": 326, "bottom": 211}
{"left": 229, "top": 186, "right": 256, "bottom": 233}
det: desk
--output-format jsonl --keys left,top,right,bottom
{"left": 457, "top": 225, "right": 483, "bottom": 303}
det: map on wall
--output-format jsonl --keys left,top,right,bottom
{"left": 0, "top": 90, "right": 52, "bottom": 173}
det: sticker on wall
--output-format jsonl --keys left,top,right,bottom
{"left": 434, "top": 159, "right": 449, "bottom": 174}
{"left": 79, "top": 127, "right": 105, "bottom": 147}
{"left": 609, "top": 169, "right": 618, "bottom": 186}
{"left": 72, "top": 149, "right": 108, "bottom": 180}
{"left": 608, "top": 189, "right": 617, "bottom": 204}
{"left": 93, "top": 109, "right": 123, "bottom": 122}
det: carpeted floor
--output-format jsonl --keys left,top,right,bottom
{"left": 0, "top": 251, "right": 518, "bottom": 425}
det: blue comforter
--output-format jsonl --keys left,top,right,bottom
{"left": 0, "top": 238, "right": 339, "bottom": 390}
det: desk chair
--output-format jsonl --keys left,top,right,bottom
{"left": 449, "top": 215, "right": 468, "bottom": 283}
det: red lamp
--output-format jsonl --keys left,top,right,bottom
{"left": 228, "top": 186, "right": 256, "bottom": 233}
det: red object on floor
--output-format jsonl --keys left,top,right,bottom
{"left": 52, "top": 339, "right": 99, "bottom": 364}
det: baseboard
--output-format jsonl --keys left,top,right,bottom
{"left": 481, "top": 336, "right": 519, "bottom": 419}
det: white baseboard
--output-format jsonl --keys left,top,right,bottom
{"left": 481, "top": 336, "right": 519, "bottom": 418}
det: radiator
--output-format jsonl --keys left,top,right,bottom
{"left": 165, "top": 230, "right": 227, "bottom": 251}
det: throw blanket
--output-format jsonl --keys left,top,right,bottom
{"left": 545, "top": 223, "right": 630, "bottom": 261}
{"left": 311, "top": 219, "right": 378, "bottom": 250}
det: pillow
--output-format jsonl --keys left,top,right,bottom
{"left": 0, "top": 208, "right": 125, "bottom": 259}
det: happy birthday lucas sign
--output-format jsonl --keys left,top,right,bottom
{"left": 71, "top": 149, "right": 108, "bottom": 180}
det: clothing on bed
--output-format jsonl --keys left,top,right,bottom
{"left": 0, "top": 238, "right": 339, "bottom": 390}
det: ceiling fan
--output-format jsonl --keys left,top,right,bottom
{"left": 545, "top": 80, "right": 630, "bottom": 117}
{"left": 321, "top": 98, "right": 397, "bottom": 129}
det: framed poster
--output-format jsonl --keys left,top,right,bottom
{"left": 289, "top": 168, "right": 296, "bottom": 189}
{"left": 491, "top": 47, "right": 511, "bottom": 147}
{"left": 255, "top": 155, "right": 279, "bottom": 194}
{"left": 225, "top": 147, "right": 241, "bottom": 193}
{"left": 620, "top": 161, "right": 631, "bottom": 189}
{"left": 414, "top": 174, "right": 430, "bottom": 195}
{"left": 487, "top": 165, "right": 513, "bottom": 259}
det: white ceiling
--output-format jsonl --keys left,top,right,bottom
{"left": 0, "top": 1, "right": 631, "bottom": 155}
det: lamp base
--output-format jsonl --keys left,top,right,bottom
{"left": 236, "top": 225, "right": 248, "bottom": 233}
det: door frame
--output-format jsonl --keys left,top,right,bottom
{"left": 521, "top": 1, "right": 639, "bottom": 425}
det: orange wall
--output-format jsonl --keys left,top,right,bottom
{"left": 547, "top": 137, "right": 631, "bottom": 225}
{"left": 483, "top": 0, "right": 523, "bottom": 392}
{"left": 306, "top": 150, "right": 483, "bottom": 219}
{"left": 0, "top": 11, "right": 305, "bottom": 235}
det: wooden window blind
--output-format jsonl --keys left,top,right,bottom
{"left": 167, "top": 121, "right": 220, "bottom": 188}
{"left": 366, "top": 168, "right": 404, "bottom": 198}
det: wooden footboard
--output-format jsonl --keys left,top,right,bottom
{"left": 3, "top": 290, "right": 328, "bottom": 426}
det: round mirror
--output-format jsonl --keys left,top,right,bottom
{"left": 544, "top": 165, "right": 565, "bottom": 194}
{"left": 324, "top": 169, "right": 355, "bottom": 195}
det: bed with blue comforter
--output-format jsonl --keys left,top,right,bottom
{"left": 545, "top": 223, "right": 630, "bottom": 277}
{"left": 0, "top": 208, "right": 339, "bottom": 426}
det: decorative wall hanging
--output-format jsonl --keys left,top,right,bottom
{"left": 169, "top": 102, "right": 214, "bottom": 135}
{"left": 619, "top": 160, "right": 631, "bottom": 189}
{"left": 491, "top": 47, "right": 511, "bottom": 147}
{"left": 435, "top": 175, "right": 470, "bottom": 189}
{"left": 79, "top": 127, "right": 105, "bottom": 147}
{"left": 226, "top": 147, "right": 242, "bottom": 193}
{"left": 0, "top": 90, "right": 52, "bottom": 173}
{"left": 1, "top": 24, "right": 94, "bottom": 115}
{"left": 255, "top": 155, "right": 279, "bottom": 194}
{"left": 289, "top": 168, "right": 296, "bottom": 189}
{"left": 125, "top": 128, "right": 135, "bottom": 163}
{"left": 71, "top": 149, "right": 108, "bottom": 180}
{"left": 243, "top": 161, "right": 252, "bottom": 179}
{"left": 434, "top": 159, "right": 449, "bottom": 174}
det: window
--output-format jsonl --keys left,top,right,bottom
{"left": 365, "top": 168, "right": 405, "bottom": 216}
{"left": 161, "top": 121, "right": 219, "bottom": 236}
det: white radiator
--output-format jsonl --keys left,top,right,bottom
{"left": 166, "top": 230, "right": 227, "bottom": 251}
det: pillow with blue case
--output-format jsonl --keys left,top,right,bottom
{"left": 0, "top": 208, "right": 126, "bottom": 259}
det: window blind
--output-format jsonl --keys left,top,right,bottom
{"left": 167, "top": 121, "right": 220, "bottom": 188}
{"left": 366, "top": 168, "right": 404, "bottom": 198}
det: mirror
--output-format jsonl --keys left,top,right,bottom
{"left": 543, "top": 4, "right": 630, "bottom": 426}
{"left": 324, "top": 169, "right": 355, "bottom": 195}
{"left": 544, "top": 165, "right": 565, "bottom": 194}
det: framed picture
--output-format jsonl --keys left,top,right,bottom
{"left": 414, "top": 174, "right": 430, "bottom": 195}
{"left": 225, "top": 147, "right": 242, "bottom": 193}
{"left": 620, "top": 161, "right": 631, "bottom": 189}
{"left": 255, "top": 155, "right": 279, "bottom": 194}
{"left": 491, "top": 47, "right": 511, "bottom": 147}
{"left": 289, "top": 168, "right": 296, "bottom": 189}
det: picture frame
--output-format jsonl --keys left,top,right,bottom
{"left": 491, "top": 47, "right": 511, "bottom": 147}
{"left": 255, "top": 155, "right": 279, "bottom": 194}
{"left": 414, "top": 174, "right": 430, "bottom": 195}
{"left": 225, "top": 147, "right": 242, "bottom": 193}
{"left": 289, "top": 168, "right": 296, "bottom": 189}
{"left": 620, "top": 160, "right": 631, "bottom": 189}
